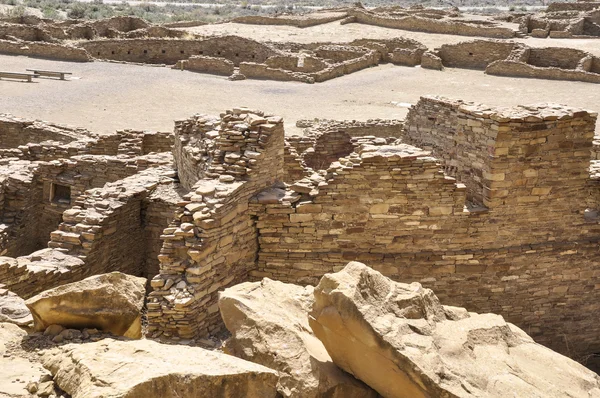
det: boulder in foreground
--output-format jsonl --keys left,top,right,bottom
{"left": 42, "top": 338, "right": 279, "bottom": 398}
{"left": 219, "top": 278, "right": 377, "bottom": 398}
{"left": 309, "top": 261, "right": 600, "bottom": 398}
{"left": 0, "top": 288, "right": 33, "bottom": 327}
{"left": 26, "top": 272, "right": 146, "bottom": 338}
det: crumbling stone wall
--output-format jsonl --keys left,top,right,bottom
{"left": 247, "top": 97, "right": 600, "bottom": 357}
{"left": 147, "top": 108, "right": 284, "bottom": 340}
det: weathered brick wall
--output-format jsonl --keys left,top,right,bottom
{"left": 147, "top": 109, "right": 284, "bottom": 340}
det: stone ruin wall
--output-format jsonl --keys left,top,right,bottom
{"left": 1, "top": 97, "right": 600, "bottom": 360}
{"left": 176, "top": 56, "right": 235, "bottom": 76}
{"left": 231, "top": 12, "right": 347, "bottom": 28}
{"left": 435, "top": 40, "right": 600, "bottom": 84}
{"left": 344, "top": 8, "right": 515, "bottom": 38}
{"left": 548, "top": 2, "right": 600, "bottom": 12}
{"left": 79, "top": 36, "right": 279, "bottom": 65}
{"left": 146, "top": 109, "right": 285, "bottom": 341}
{"left": 246, "top": 97, "right": 600, "bottom": 357}
{"left": 0, "top": 117, "right": 176, "bottom": 298}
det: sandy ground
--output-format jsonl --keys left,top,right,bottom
{"left": 1, "top": 52, "right": 599, "bottom": 135}
{"left": 182, "top": 20, "right": 600, "bottom": 57}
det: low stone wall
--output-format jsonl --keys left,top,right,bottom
{"left": 0, "top": 115, "right": 95, "bottom": 149}
{"left": 178, "top": 55, "right": 235, "bottom": 76}
{"left": 0, "top": 39, "right": 91, "bottom": 62}
{"left": 240, "top": 46, "right": 378, "bottom": 84}
{"left": 347, "top": 9, "right": 515, "bottom": 38}
{"left": 547, "top": 2, "right": 600, "bottom": 12}
{"left": 0, "top": 250, "right": 85, "bottom": 299}
{"left": 147, "top": 108, "right": 285, "bottom": 340}
{"left": 486, "top": 59, "right": 600, "bottom": 83}
{"left": 232, "top": 12, "right": 347, "bottom": 28}
{"left": 437, "top": 40, "right": 516, "bottom": 69}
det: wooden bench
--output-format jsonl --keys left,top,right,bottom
{"left": 0, "top": 72, "right": 37, "bottom": 82}
{"left": 26, "top": 69, "right": 72, "bottom": 80}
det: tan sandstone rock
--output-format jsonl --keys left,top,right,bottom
{"left": 219, "top": 278, "right": 377, "bottom": 398}
{"left": 309, "top": 261, "right": 600, "bottom": 398}
{"left": 0, "top": 288, "right": 33, "bottom": 327}
{"left": 41, "top": 338, "right": 279, "bottom": 398}
{"left": 26, "top": 272, "right": 146, "bottom": 338}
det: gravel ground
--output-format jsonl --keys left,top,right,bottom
{"left": 0, "top": 51, "right": 599, "bottom": 136}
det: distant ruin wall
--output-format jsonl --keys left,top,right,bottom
{"left": 79, "top": 36, "right": 279, "bottom": 65}
{"left": 547, "top": 2, "right": 600, "bottom": 12}
{"left": 232, "top": 12, "right": 347, "bottom": 27}
{"left": 0, "top": 39, "right": 91, "bottom": 62}
{"left": 347, "top": 9, "right": 515, "bottom": 38}
{"left": 437, "top": 40, "right": 515, "bottom": 69}
{"left": 178, "top": 55, "right": 235, "bottom": 76}
{"left": 486, "top": 60, "right": 600, "bottom": 83}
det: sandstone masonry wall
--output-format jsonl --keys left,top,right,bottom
{"left": 147, "top": 109, "right": 284, "bottom": 340}
{"left": 247, "top": 97, "right": 600, "bottom": 357}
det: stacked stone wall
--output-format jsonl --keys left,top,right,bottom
{"left": 0, "top": 39, "right": 91, "bottom": 62}
{"left": 79, "top": 36, "right": 279, "bottom": 65}
{"left": 178, "top": 55, "right": 235, "bottom": 76}
{"left": 147, "top": 109, "right": 284, "bottom": 340}
{"left": 247, "top": 97, "right": 599, "bottom": 357}
{"left": 437, "top": 40, "right": 515, "bottom": 69}
{"left": 231, "top": 12, "right": 347, "bottom": 27}
{"left": 346, "top": 9, "right": 515, "bottom": 38}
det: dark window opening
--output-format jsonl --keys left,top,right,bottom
{"left": 144, "top": 50, "right": 148, "bottom": 54}
{"left": 199, "top": 51, "right": 203, "bottom": 54}
{"left": 111, "top": 50, "right": 115, "bottom": 54}
{"left": 180, "top": 50, "right": 184, "bottom": 54}
{"left": 217, "top": 51, "right": 221, "bottom": 55}
{"left": 51, "top": 183, "right": 71, "bottom": 205}
{"left": 127, "top": 50, "right": 131, "bottom": 54}
{"left": 252, "top": 54, "right": 255, "bottom": 59}
{"left": 97, "top": 52, "right": 100, "bottom": 56}
{"left": 162, "top": 49, "right": 166, "bottom": 54}
{"left": 468, "top": 52, "right": 473, "bottom": 56}
{"left": 235, "top": 53, "right": 239, "bottom": 57}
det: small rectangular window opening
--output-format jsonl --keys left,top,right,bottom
{"left": 50, "top": 183, "right": 71, "bottom": 205}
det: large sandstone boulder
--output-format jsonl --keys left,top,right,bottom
{"left": 0, "top": 288, "right": 33, "bottom": 327}
{"left": 26, "top": 272, "right": 146, "bottom": 338}
{"left": 42, "top": 338, "right": 279, "bottom": 398}
{"left": 219, "top": 278, "right": 377, "bottom": 398}
{"left": 309, "top": 261, "right": 600, "bottom": 398}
